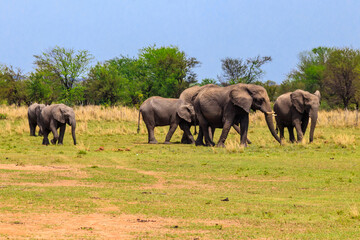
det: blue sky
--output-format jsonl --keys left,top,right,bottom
{"left": 1, "top": 0, "right": 359, "bottom": 83}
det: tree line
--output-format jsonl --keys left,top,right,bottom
{"left": 1, "top": 45, "right": 360, "bottom": 109}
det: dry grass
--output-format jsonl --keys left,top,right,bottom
{"left": 1, "top": 105, "right": 360, "bottom": 136}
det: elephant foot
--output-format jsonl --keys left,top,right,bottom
{"left": 148, "top": 140, "right": 158, "bottom": 144}
{"left": 164, "top": 141, "right": 171, "bottom": 144}
{"left": 51, "top": 139, "right": 57, "bottom": 145}
{"left": 205, "top": 141, "right": 215, "bottom": 147}
{"left": 217, "top": 142, "right": 225, "bottom": 148}
{"left": 195, "top": 140, "right": 205, "bottom": 146}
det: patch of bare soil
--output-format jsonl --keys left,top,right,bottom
{"left": 0, "top": 212, "right": 180, "bottom": 239}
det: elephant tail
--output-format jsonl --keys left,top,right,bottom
{"left": 137, "top": 109, "right": 141, "bottom": 134}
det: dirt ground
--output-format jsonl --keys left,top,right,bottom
{"left": 0, "top": 164, "right": 227, "bottom": 239}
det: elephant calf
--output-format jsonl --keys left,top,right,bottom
{"left": 39, "top": 104, "right": 77, "bottom": 145}
{"left": 137, "top": 96, "right": 196, "bottom": 144}
{"left": 28, "top": 103, "right": 46, "bottom": 136}
{"left": 274, "top": 90, "right": 320, "bottom": 143}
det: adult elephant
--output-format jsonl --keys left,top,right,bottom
{"left": 194, "top": 83, "right": 281, "bottom": 147}
{"left": 39, "top": 104, "right": 77, "bottom": 145}
{"left": 137, "top": 96, "right": 196, "bottom": 144}
{"left": 274, "top": 90, "right": 320, "bottom": 143}
{"left": 179, "top": 84, "right": 251, "bottom": 144}
{"left": 28, "top": 103, "right": 46, "bottom": 136}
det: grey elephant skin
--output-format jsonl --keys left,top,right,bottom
{"left": 194, "top": 83, "right": 281, "bottom": 147}
{"left": 138, "top": 96, "right": 196, "bottom": 144}
{"left": 28, "top": 103, "right": 46, "bottom": 136}
{"left": 274, "top": 90, "right": 320, "bottom": 143}
{"left": 39, "top": 104, "right": 77, "bottom": 145}
{"left": 179, "top": 84, "right": 251, "bottom": 144}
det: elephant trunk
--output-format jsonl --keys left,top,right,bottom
{"left": 70, "top": 119, "right": 77, "bottom": 145}
{"left": 309, "top": 110, "right": 318, "bottom": 143}
{"left": 264, "top": 113, "right": 282, "bottom": 144}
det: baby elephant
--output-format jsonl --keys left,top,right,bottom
{"left": 138, "top": 96, "right": 196, "bottom": 144}
{"left": 39, "top": 104, "right": 77, "bottom": 145}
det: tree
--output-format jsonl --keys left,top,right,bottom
{"left": 219, "top": 55, "right": 272, "bottom": 85}
{"left": 199, "top": 78, "right": 218, "bottom": 86}
{"left": 33, "top": 46, "right": 93, "bottom": 104}
{"left": 139, "top": 45, "right": 200, "bottom": 98}
{"left": 0, "top": 65, "right": 29, "bottom": 105}
{"left": 323, "top": 47, "right": 360, "bottom": 109}
{"left": 286, "top": 47, "right": 332, "bottom": 93}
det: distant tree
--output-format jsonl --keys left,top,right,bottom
{"left": 323, "top": 47, "right": 360, "bottom": 109}
{"left": 85, "top": 62, "right": 128, "bottom": 105}
{"left": 255, "top": 80, "right": 278, "bottom": 102}
{"left": 33, "top": 46, "right": 93, "bottom": 104}
{"left": 219, "top": 55, "right": 272, "bottom": 85}
{"left": 0, "top": 65, "right": 29, "bottom": 106}
{"left": 199, "top": 78, "right": 218, "bottom": 86}
{"left": 27, "top": 71, "right": 57, "bottom": 104}
{"left": 287, "top": 47, "right": 332, "bottom": 93}
{"left": 139, "top": 45, "right": 200, "bottom": 98}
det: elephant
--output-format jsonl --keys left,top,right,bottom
{"left": 193, "top": 83, "right": 281, "bottom": 147}
{"left": 28, "top": 103, "right": 46, "bottom": 136}
{"left": 179, "top": 84, "right": 251, "bottom": 144}
{"left": 137, "top": 96, "right": 196, "bottom": 144}
{"left": 274, "top": 90, "right": 320, "bottom": 143}
{"left": 38, "top": 104, "right": 77, "bottom": 145}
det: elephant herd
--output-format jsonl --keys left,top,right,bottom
{"left": 27, "top": 83, "right": 321, "bottom": 148}
{"left": 27, "top": 103, "right": 77, "bottom": 145}
{"left": 138, "top": 83, "right": 321, "bottom": 147}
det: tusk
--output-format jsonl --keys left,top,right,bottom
{"left": 266, "top": 111, "right": 276, "bottom": 117}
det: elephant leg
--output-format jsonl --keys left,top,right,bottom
{"left": 279, "top": 127, "right": 285, "bottom": 140}
{"left": 164, "top": 123, "right": 178, "bottom": 144}
{"left": 197, "top": 114, "right": 214, "bottom": 146}
{"left": 209, "top": 126, "right": 215, "bottom": 142}
{"left": 293, "top": 119, "right": 304, "bottom": 142}
{"left": 180, "top": 123, "right": 195, "bottom": 144}
{"left": 232, "top": 124, "right": 251, "bottom": 144}
{"left": 288, "top": 127, "right": 295, "bottom": 143}
{"left": 239, "top": 114, "right": 249, "bottom": 147}
{"left": 29, "top": 122, "right": 36, "bottom": 136}
{"left": 50, "top": 122, "right": 59, "bottom": 145}
{"left": 217, "top": 120, "right": 234, "bottom": 148}
{"left": 301, "top": 115, "right": 309, "bottom": 135}
{"left": 195, "top": 126, "right": 205, "bottom": 146}
{"left": 42, "top": 129, "right": 51, "bottom": 145}
{"left": 58, "top": 125, "right": 66, "bottom": 145}
{"left": 146, "top": 125, "right": 157, "bottom": 144}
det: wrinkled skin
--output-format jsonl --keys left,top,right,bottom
{"left": 39, "top": 104, "right": 77, "bottom": 145}
{"left": 179, "top": 84, "right": 251, "bottom": 144}
{"left": 28, "top": 103, "right": 46, "bottom": 136}
{"left": 194, "top": 83, "right": 281, "bottom": 147}
{"left": 274, "top": 90, "right": 320, "bottom": 143}
{"left": 138, "top": 96, "right": 196, "bottom": 144}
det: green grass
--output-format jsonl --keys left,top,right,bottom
{"left": 0, "top": 117, "right": 359, "bottom": 239}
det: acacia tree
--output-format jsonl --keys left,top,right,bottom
{"left": 324, "top": 47, "right": 360, "bottom": 109}
{"left": 33, "top": 46, "right": 93, "bottom": 104}
{"left": 219, "top": 55, "right": 272, "bottom": 85}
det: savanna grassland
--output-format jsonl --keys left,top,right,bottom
{"left": 0, "top": 105, "right": 359, "bottom": 239}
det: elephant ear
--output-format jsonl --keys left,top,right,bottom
{"left": 314, "top": 90, "right": 321, "bottom": 101}
{"left": 290, "top": 90, "right": 305, "bottom": 113}
{"left": 53, "top": 105, "right": 66, "bottom": 123}
{"left": 177, "top": 105, "right": 192, "bottom": 123}
{"left": 230, "top": 88, "right": 252, "bottom": 113}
